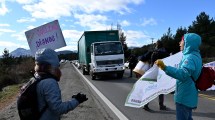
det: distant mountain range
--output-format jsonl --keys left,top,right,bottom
{"left": 10, "top": 48, "right": 32, "bottom": 57}
{"left": 1, "top": 46, "right": 134, "bottom": 58}
{"left": 0, "top": 48, "right": 75, "bottom": 58}
{"left": 128, "top": 46, "right": 139, "bottom": 49}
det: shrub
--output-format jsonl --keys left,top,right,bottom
{"left": 0, "top": 57, "right": 34, "bottom": 90}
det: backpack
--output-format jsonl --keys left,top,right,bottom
{"left": 17, "top": 74, "right": 55, "bottom": 120}
{"left": 192, "top": 66, "right": 215, "bottom": 91}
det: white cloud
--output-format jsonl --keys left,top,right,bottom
{"left": 56, "top": 45, "right": 77, "bottom": 51}
{"left": 141, "top": 18, "right": 157, "bottom": 26}
{"left": 74, "top": 14, "right": 108, "bottom": 30}
{"left": 26, "top": 25, "right": 35, "bottom": 30}
{"left": 0, "top": 41, "right": 29, "bottom": 55}
{"left": 11, "top": 30, "right": 26, "bottom": 41}
{"left": 121, "top": 20, "right": 130, "bottom": 27}
{"left": 21, "top": 0, "right": 144, "bottom": 19}
{"left": 0, "top": 23, "right": 10, "bottom": 27}
{"left": 124, "top": 30, "right": 150, "bottom": 47}
{"left": 22, "top": 0, "right": 73, "bottom": 19}
{"left": 62, "top": 29, "right": 82, "bottom": 42}
{"left": 15, "top": 0, "right": 36, "bottom": 4}
{"left": 0, "top": 28, "right": 15, "bottom": 33}
{"left": 0, "top": 41, "right": 27, "bottom": 48}
{"left": 62, "top": 29, "right": 83, "bottom": 50}
{"left": 0, "top": 0, "right": 9, "bottom": 16}
{"left": 17, "top": 17, "right": 36, "bottom": 23}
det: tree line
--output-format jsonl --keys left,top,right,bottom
{"left": 0, "top": 48, "right": 77, "bottom": 90}
{"left": 122, "top": 12, "right": 215, "bottom": 62}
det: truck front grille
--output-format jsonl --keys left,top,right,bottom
{"left": 96, "top": 59, "right": 123, "bottom": 66}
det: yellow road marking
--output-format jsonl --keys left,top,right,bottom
{"left": 199, "top": 94, "right": 215, "bottom": 101}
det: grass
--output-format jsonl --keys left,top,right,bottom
{"left": 0, "top": 84, "right": 20, "bottom": 110}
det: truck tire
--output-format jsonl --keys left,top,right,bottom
{"left": 83, "top": 69, "right": 87, "bottom": 75}
{"left": 117, "top": 72, "right": 124, "bottom": 79}
{"left": 91, "top": 74, "right": 96, "bottom": 80}
{"left": 86, "top": 66, "right": 90, "bottom": 75}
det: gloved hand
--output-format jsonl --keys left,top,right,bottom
{"left": 72, "top": 93, "right": 88, "bottom": 104}
{"left": 155, "top": 59, "right": 166, "bottom": 70}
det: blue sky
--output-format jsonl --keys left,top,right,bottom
{"left": 0, "top": 0, "right": 214, "bottom": 55}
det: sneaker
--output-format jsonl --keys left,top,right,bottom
{"left": 160, "top": 105, "right": 167, "bottom": 110}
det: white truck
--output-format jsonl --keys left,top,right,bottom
{"left": 78, "top": 30, "right": 125, "bottom": 80}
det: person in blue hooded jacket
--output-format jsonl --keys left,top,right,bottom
{"left": 34, "top": 48, "right": 88, "bottom": 120}
{"left": 155, "top": 33, "right": 202, "bottom": 120}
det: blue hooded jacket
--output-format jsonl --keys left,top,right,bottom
{"left": 36, "top": 76, "right": 79, "bottom": 120}
{"left": 163, "top": 33, "right": 202, "bottom": 108}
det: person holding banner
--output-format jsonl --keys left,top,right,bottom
{"left": 144, "top": 40, "right": 169, "bottom": 111}
{"left": 155, "top": 33, "right": 202, "bottom": 120}
{"left": 133, "top": 51, "right": 152, "bottom": 78}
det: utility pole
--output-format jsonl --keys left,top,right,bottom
{"left": 110, "top": 23, "right": 113, "bottom": 30}
{"left": 150, "top": 38, "right": 154, "bottom": 51}
{"left": 150, "top": 38, "right": 154, "bottom": 44}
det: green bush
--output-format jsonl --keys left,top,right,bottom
{"left": 0, "top": 56, "right": 34, "bottom": 91}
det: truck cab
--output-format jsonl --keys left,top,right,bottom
{"left": 89, "top": 41, "right": 125, "bottom": 79}
{"left": 78, "top": 30, "right": 125, "bottom": 80}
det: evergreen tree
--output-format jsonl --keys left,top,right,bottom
{"left": 173, "top": 27, "right": 187, "bottom": 53}
{"left": 160, "top": 28, "right": 174, "bottom": 54}
{"left": 188, "top": 12, "right": 215, "bottom": 58}
{"left": 1, "top": 48, "right": 14, "bottom": 67}
{"left": 188, "top": 12, "right": 213, "bottom": 43}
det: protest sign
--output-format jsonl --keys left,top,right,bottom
{"left": 125, "top": 52, "right": 183, "bottom": 108}
{"left": 25, "top": 20, "right": 66, "bottom": 55}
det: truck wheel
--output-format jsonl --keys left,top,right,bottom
{"left": 83, "top": 69, "right": 87, "bottom": 75}
{"left": 117, "top": 72, "right": 124, "bottom": 79}
{"left": 91, "top": 74, "right": 96, "bottom": 80}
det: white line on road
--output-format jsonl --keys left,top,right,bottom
{"left": 73, "top": 64, "right": 129, "bottom": 120}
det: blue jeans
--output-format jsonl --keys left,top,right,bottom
{"left": 176, "top": 103, "right": 193, "bottom": 120}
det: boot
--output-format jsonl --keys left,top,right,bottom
{"left": 143, "top": 104, "right": 152, "bottom": 111}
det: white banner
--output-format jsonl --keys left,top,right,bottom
{"left": 133, "top": 61, "right": 150, "bottom": 75}
{"left": 204, "top": 61, "right": 215, "bottom": 68}
{"left": 204, "top": 61, "right": 215, "bottom": 90}
{"left": 25, "top": 20, "right": 66, "bottom": 55}
{"left": 125, "top": 52, "right": 183, "bottom": 108}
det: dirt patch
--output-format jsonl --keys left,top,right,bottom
{"left": 0, "top": 85, "right": 20, "bottom": 112}
{"left": 0, "top": 92, "right": 19, "bottom": 111}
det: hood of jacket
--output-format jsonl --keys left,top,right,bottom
{"left": 183, "top": 33, "right": 201, "bottom": 55}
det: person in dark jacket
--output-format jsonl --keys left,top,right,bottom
{"left": 128, "top": 54, "right": 138, "bottom": 77}
{"left": 143, "top": 40, "right": 169, "bottom": 111}
{"left": 133, "top": 51, "right": 152, "bottom": 78}
{"left": 34, "top": 48, "right": 88, "bottom": 120}
{"left": 155, "top": 33, "right": 202, "bottom": 120}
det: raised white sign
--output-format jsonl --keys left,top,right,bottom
{"left": 25, "top": 20, "right": 66, "bottom": 55}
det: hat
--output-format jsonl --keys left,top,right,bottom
{"left": 35, "top": 48, "right": 59, "bottom": 67}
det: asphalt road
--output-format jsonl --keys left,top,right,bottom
{"left": 73, "top": 62, "right": 215, "bottom": 120}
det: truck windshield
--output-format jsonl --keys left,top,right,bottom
{"left": 94, "top": 42, "right": 123, "bottom": 56}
